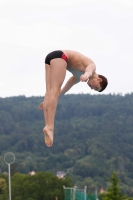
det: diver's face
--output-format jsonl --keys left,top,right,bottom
{"left": 87, "top": 77, "right": 102, "bottom": 92}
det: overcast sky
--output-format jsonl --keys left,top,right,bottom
{"left": 0, "top": 0, "right": 133, "bottom": 97}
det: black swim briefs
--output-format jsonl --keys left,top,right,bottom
{"left": 45, "top": 50, "right": 68, "bottom": 65}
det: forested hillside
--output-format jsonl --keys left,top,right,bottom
{"left": 0, "top": 94, "right": 133, "bottom": 195}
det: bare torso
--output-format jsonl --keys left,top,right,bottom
{"left": 62, "top": 50, "right": 96, "bottom": 81}
{"left": 63, "top": 50, "right": 95, "bottom": 72}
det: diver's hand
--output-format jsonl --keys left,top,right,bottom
{"left": 80, "top": 72, "right": 89, "bottom": 82}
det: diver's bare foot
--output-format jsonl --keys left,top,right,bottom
{"left": 43, "top": 127, "right": 53, "bottom": 147}
{"left": 38, "top": 102, "right": 44, "bottom": 110}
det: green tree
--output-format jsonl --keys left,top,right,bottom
{"left": 11, "top": 172, "right": 72, "bottom": 200}
{"left": 101, "top": 172, "right": 130, "bottom": 200}
{"left": 0, "top": 178, "right": 7, "bottom": 194}
{"left": 0, "top": 177, "right": 8, "bottom": 200}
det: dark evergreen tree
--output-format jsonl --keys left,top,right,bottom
{"left": 101, "top": 172, "right": 130, "bottom": 200}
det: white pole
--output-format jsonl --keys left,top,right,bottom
{"left": 73, "top": 186, "right": 76, "bottom": 200}
{"left": 4, "top": 152, "right": 15, "bottom": 200}
{"left": 8, "top": 164, "right": 11, "bottom": 200}
{"left": 95, "top": 188, "right": 99, "bottom": 200}
{"left": 84, "top": 186, "right": 87, "bottom": 200}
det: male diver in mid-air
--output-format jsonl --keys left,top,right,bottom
{"left": 38, "top": 50, "right": 108, "bottom": 147}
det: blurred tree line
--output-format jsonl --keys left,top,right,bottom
{"left": 0, "top": 172, "right": 72, "bottom": 200}
{"left": 0, "top": 94, "right": 133, "bottom": 196}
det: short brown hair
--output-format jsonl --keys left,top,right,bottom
{"left": 98, "top": 74, "right": 108, "bottom": 92}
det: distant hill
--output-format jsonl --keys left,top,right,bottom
{"left": 0, "top": 94, "right": 133, "bottom": 195}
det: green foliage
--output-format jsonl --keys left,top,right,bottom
{"left": 101, "top": 172, "right": 132, "bottom": 200}
{"left": 0, "top": 178, "right": 7, "bottom": 194}
{"left": 11, "top": 172, "right": 72, "bottom": 200}
{"left": 0, "top": 175, "right": 8, "bottom": 200}
{"left": 1, "top": 94, "right": 133, "bottom": 196}
{"left": 0, "top": 171, "right": 72, "bottom": 200}
{"left": 100, "top": 172, "right": 133, "bottom": 200}
{"left": 0, "top": 194, "right": 8, "bottom": 200}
